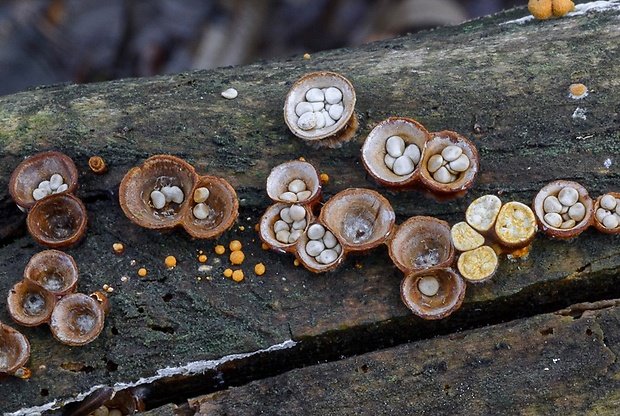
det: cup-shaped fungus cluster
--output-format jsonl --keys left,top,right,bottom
{"left": 388, "top": 216, "right": 466, "bottom": 320}
{"left": 0, "top": 322, "right": 31, "bottom": 379}
{"left": 6, "top": 250, "right": 109, "bottom": 346}
{"left": 9, "top": 152, "right": 87, "bottom": 248}
{"left": 452, "top": 195, "right": 537, "bottom": 283}
{"left": 119, "top": 155, "right": 238, "bottom": 238}
{"left": 361, "top": 117, "right": 479, "bottom": 197}
{"left": 594, "top": 192, "right": 620, "bottom": 234}
{"left": 284, "top": 71, "right": 358, "bottom": 148}
{"left": 259, "top": 160, "right": 395, "bottom": 273}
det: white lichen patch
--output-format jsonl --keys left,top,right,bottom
{"left": 572, "top": 107, "right": 587, "bottom": 120}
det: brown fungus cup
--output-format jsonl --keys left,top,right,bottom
{"left": 7, "top": 279, "right": 57, "bottom": 327}
{"left": 388, "top": 216, "right": 455, "bottom": 275}
{"left": 119, "top": 155, "right": 198, "bottom": 230}
{"left": 24, "top": 249, "right": 79, "bottom": 297}
{"left": 9, "top": 151, "right": 79, "bottom": 211}
{"left": 318, "top": 188, "right": 395, "bottom": 253}
{"left": 295, "top": 221, "right": 345, "bottom": 273}
{"left": 182, "top": 175, "right": 239, "bottom": 239}
{"left": 361, "top": 117, "right": 430, "bottom": 189}
{"left": 533, "top": 180, "right": 593, "bottom": 239}
{"left": 400, "top": 268, "right": 466, "bottom": 320}
{"left": 593, "top": 192, "right": 620, "bottom": 235}
{"left": 284, "top": 71, "right": 357, "bottom": 148}
{"left": 0, "top": 322, "right": 31, "bottom": 379}
{"left": 259, "top": 202, "right": 314, "bottom": 253}
{"left": 27, "top": 193, "right": 87, "bottom": 248}
{"left": 419, "top": 130, "right": 479, "bottom": 196}
{"left": 265, "top": 160, "right": 322, "bottom": 209}
{"left": 49, "top": 292, "right": 108, "bottom": 346}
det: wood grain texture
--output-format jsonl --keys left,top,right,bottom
{"left": 0, "top": 3, "right": 619, "bottom": 413}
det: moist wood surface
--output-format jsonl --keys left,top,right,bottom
{"left": 0, "top": 3, "right": 619, "bottom": 414}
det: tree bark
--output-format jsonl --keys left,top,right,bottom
{"left": 0, "top": 2, "right": 619, "bottom": 414}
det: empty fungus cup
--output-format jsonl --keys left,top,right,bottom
{"left": 361, "top": 117, "right": 430, "bottom": 188}
{"left": 259, "top": 202, "right": 313, "bottom": 253}
{"left": 418, "top": 131, "right": 479, "bottom": 196}
{"left": 318, "top": 188, "right": 395, "bottom": 252}
{"left": 9, "top": 151, "right": 79, "bottom": 211}
{"left": 119, "top": 155, "right": 198, "bottom": 230}
{"left": 284, "top": 71, "right": 357, "bottom": 147}
{"left": 295, "top": 221, "right": 345, "bottom": 273}
{"left": 400, "top": 268, "right": 466, "bottom": 320}
{"left": 0, "top": 322, "right": 31, "bottom": 379}
{"left": 532, "top": 180, "right": 593, "bottom": 239}
{"left": 7, "top": 279, "right": 57, "bottom": 327}
{"left": 182, "top": 175, "right": 239, "bottom": 239}
{"left": 266, "top": 160, "right": 322, "bottom": 208}
{"left": 24, "top": 249, "right": 79, "bottom": 297}
{"left": 388, "top": 216, "right": 455, "bottom": 274}
{"left": 593, "top": 192, "right": 620, "bottom": 235}
{"left": 49, "top": 292, "right": 106, "bottom": 346}
{"left": 27, "top": 193, "right": 87, "bottom": 248}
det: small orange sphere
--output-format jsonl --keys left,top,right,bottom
{"left": 293, "top": 259, "right": 300, "bottom": 267}
{"left": 138, "top": 268, "right": 147, "bottom": 277}
{"left": 229, "top": 240, "right": 242, "bottom": 252}
{"left": 198, "top": 254, "right": 208, "bottom": 263}
{"left": 261, "top": 243, "right": 269, "bottom": 250}
{"left": 232, "top": 269, "right": 244, "bottom": 282}
{"left": 112, "top": 242, "right": 124, "bottom": 254}
{"left": 254, "top": 263, "right": 266, "bottom": 276}
{"left": 165, "top": 256, "right": 177, "bottom": 268}
{"left": 230, "top": 250, "right": 245, "bottom": 265}
{"left": 320, "top": 173, "right": 329, "bottom": 184}
{"left": 223, "top": 268, "right": 233, "bottom": 278}
{"left": 569, "top": 83, "right": 587, "bottom": 98}
{"left": 215, "top": 245, "right": 226, "bottom": 255}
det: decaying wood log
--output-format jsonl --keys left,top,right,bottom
{"left": 0, "top": 2, "right": 619, "bottom": 414}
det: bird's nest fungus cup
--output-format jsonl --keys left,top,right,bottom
{"left": 318, "top": 188, "right": 395, "bottom": 253}
{"left": 27, "top": 193, "right": 88, "bottom": 248}
{"left": 388, "top": 216, "right": 455, "bottom": 274}
{"left": 259, "top": 202, "right": 314, "bottom": 253}
{"left": 361, "top": 118, "right": 479, "bottom": 197}
{"left": 361, "top": 117, "right": 430, "bottom": 189}
{"left": 49, "top": 292, "right": 108, "bottom": 346}
{"left": 284, "top": 71, "right": 358, "bottom": 148}
{"left": 401, "top": 268, "right": 466, "bottom": 320}
{"left": 265, "top": 160, "right": 322, "bottom": 208}
{"left": 119, "top": 155, "right": 238, "bottom": 238}
{"left": 182, "top": 175, "right": 239, "bottom": 239}
{"left": 7, "top": 279, "right": 57, "bottom": 327}
{"left": 0, "top": 322, "right": 31, "bottom": 379}
{"left": 9, "top": 151, "right": 78, "bottom": 211}
{"left": 533, "top": 180, "right": 593, "bottom": 239}
{"left": 295, "top": 221, "right": 346, "bottom": 273}
{"left": 593, "top": 192, "right": 620, "bottom": 235}
{"left": 24, "top": 249, "right": 79, "bottom": 297}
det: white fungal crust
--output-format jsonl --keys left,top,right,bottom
{"left": 451, "top": 221, "right": 485, "bottom": 252}
{"left": 457, "top": 245, "right": 498, "bottom": 282}
{"left": 494, "top": 201, "right": 537, "bottom": 248}
{"left": 466, "top": 195, "right": 502, "bottom": 233}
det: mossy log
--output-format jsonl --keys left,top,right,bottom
{"left": 0, "top": 2, "right": 619, "bottom": 414}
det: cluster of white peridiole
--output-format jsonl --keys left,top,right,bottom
{"left": 294, "top": 86, "right": 344, "bottom": 131}
{"left": 541, "top": 186, "right": 586, "bottom": 229}
{"left": 305, "top": 223, "right": 342, "bottom": 265}
{"left": 278, "top": 178, "right": 312, "bottom": 203}
{"left": 149, "top": 185, "right": 184, "bottom": 213}
{"left": 597, "top": 194, "right": 620, "bottom": 230}
{"left": 192, "top": 187, "right": 211, "bottom": 220}
{"left": 426, "top": 145, "right": 471, "bottom": 184}
{"left": 383, "top": 135, "right": 421, "bottom": 176}
{"left": 32, "top": 173, "right": 69, "bottom": 200}
{"left": 273, "top": 204, "right": 307, "bottom": 244}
